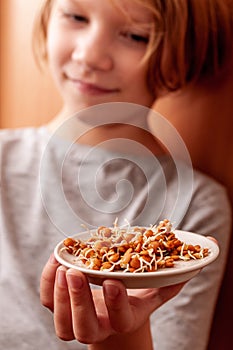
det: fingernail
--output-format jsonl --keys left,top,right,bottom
{"left": 67, "top": 272, "right": 84, "bottom": 290}
{"left": 104, "top": 282, "right": 120, "bottom": 300}
{"left": 57, "top": 267, "right": 67, "bottom": 287}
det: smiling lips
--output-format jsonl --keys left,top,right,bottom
{"left": 68, "top": 77, "right": 119, "bottom": 96}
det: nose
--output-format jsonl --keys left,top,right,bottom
{"left": 71, "top": 26, "right": 113, "bottom": 72}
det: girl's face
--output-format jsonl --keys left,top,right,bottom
{"left": 46, "top": 0, "right": 155, "bottom": 114}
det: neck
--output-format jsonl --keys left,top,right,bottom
{"left": 46, "top": 105, "right": 166, "bottom": 156}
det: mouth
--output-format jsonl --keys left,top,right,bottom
{"left": 67, "top": 77, "right": 120, "bottom": 96}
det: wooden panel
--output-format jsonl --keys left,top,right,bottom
{"left": 0, "top": 0, "right": 62, "bottom": 129}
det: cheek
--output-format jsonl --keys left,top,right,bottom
{"left": 136, "top": 63, "right": 151, "bottom": 89}
{"left": 119, "top": 50, "right": 148, "bottom": 80}
{"left": 46, "top": 41, "right": 66, "bottom": 91}
{"left": 126, "top": 63, "right": 149, "bottom": 88}
{"left": 131, "top": 65, "right": 154, "bottom": 100}
{"left": 47, "top": 22, "right": 70, "bottom": 67}
{"left": 47, "top": 35, "right": 62, "bottom": 65}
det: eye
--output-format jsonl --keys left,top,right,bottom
{"left": 71, "top": 14, "right": 87, "bottom": 23}
{"left": 122, "top": 31, "right": 149, "bottom": 44}
{"left": 130, "top": 33, "right": 149, "bottom": 44}
{"left": 63, "top": 11, "right": 88, "bottom": 24}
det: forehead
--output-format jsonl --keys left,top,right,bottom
{"left": 52, "top": 0, "right": 154, "bottom": 23}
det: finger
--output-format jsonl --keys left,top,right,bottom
{"left": 207, "top": 236, "right": 218, "bottom": 245}
{"left": 103, "top": 279, "right": 134, "bottom": 333}
{"left": 53, "top": 266, "right": 74, "bottom": 341}
{"left": 40, "top": 254, "right": 60, "bottom": 311}
{"left": 66, "top": 269, "right": 101, "bottom": 344}
{"left": 103, "top": 281, "right": 185, "bottom": 334}
{"left": 129, "top": 282, "right": 186, "bottom": 311}
{"left": 152, "top": 282, "right": 186, "bottom": 307}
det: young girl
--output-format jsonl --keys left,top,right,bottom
{"left": 1, "top": 0, "right": 232, "bottom": 350}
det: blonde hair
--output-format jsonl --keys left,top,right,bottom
{"left": 32, "top": 0, "right": 233, "bottom": 93}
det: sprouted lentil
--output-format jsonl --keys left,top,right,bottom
{"left": 60, "top": 219, "right": 210, "bottom": 273}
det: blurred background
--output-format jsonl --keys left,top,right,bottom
{"left": 0, "top": 0, "right": 62, "bottom": 129}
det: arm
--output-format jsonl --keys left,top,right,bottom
{"left": 88, "top": 320, "right": 153, "bottom": 350}
{"left": 40, "top": 254, "right": 185, "bottom": 349}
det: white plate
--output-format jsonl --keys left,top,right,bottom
{"left": 54, "top": 230, "right": 219, "bottom": 289}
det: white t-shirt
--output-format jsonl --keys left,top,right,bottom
{"left": 0, "top": 127, "right": 231, "bottom": 350}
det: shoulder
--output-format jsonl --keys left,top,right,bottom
{"left": 157, "top": 158, "right": 231, "bottom": 237}
{"left": 180, "top": 168, "right": 232, "bottom": 243}
{"left": 0, "top": 126, "right": 48, "bottom": 144}
{"left": 0, "top": 126, "right": 50, "bottom": 153}
{"left": 158, "top": 156, "right": 230, "bottom": 210}
{"left": 0, "top": 127, "right": 51, "bottom": 172}
{"left": 192, "top": 169, "right": 231, "bottom": 210}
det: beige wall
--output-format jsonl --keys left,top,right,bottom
{"left": 0, "top": 0, "right": 62, "bottom": 129}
